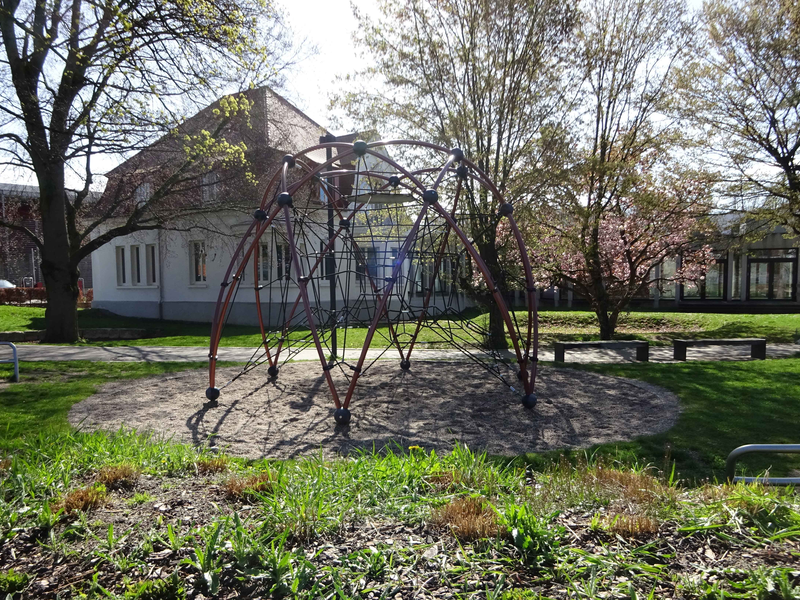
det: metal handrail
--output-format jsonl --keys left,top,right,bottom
{"left": 726, "top": 444, "right": 800, "bottom": 485}
{"left": 0, "top": 341, "right": 19, "bottom": 382}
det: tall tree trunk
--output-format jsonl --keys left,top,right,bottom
{"left": 38, "top": 166, "right": 80, "bottom": 343}
{"left": 596, "top": 308, "right": 618, "bottom": 340}
{"left": 476, "top": 238, "right": 509, "bottom": 351}
{"left": 487, "top": 302, "right": 508, "bottom": 350}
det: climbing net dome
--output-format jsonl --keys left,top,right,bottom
{"left": 206, "top": 140, "right": 539, "bottom": 424}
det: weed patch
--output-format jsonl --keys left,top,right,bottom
{"left": 59, "top": 483, "right": 107, "bottom": 514}
{"left": 96, "top": 463, "right": 140, "bottom": 490}
{"left": 0, "top": 569, "right": 29, "bottom": 595}
{"left": 197, "top": 456, "right": 229, "bottom": 474}
{"left": 432, "top": 496, "right": 501, "bottom": 541}
{"left": 124, "top": 572, "right": 186, "bottom": 599}
{"left": 223, "top": 471, "right": 275, "bottom": 500}
{"left": 603, "top": 512, "right": 660, "bottom": 537}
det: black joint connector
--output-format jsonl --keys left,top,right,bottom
{"left": 499, "top": 203, "right": 514, "bottom": 217}
{"left": 456, "top": 165, "right": 469, "bottom": 180}
{"left": 422, "top": 189, "right": 438, "bottom": 204}
{"left": 254, "top": 209, "right": 267, "bottom": 221}
{"left": 277, "top": 192, "right": 293, "bottom": 208}
{"left": 353, "top": 140, "right": 368, "bottom": 157}
{"left": 283, "top": 154, "right": 296, "bottom": 168}
{"left": 350, "top": 365, "right": 361, "bottom": 373}
{"left": 322, "top": 364, "right": 333, "bottom": 371}
{"left": 388, "top": 175, "right": 401, "bottom": 188}
{"left": 384, "top": 276, "right": 393, "bottom": 283}
{"left": 299, "top": 276, "right": 309, "bottom": 284}
{"left": 220, "top": 281, "right": 229, "bottom": 288}
{"left": 450, "top": 147, "right": 464, "bottom": 162}
{"left": 527, "top": 286, "right": 536, "bottom": 293}
{"left": 339, "top": 219, "right": 350, "bottom": 229}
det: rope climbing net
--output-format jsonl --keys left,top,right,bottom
{"left": 206, "top": 140, "right": 539, "bottom": 425}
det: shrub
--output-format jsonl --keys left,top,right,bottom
{"left": 0, "top": 287, "right": 47, "bottom": 305}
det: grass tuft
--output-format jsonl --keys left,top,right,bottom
{"left": 603, "top": 512, "right": 660, "bottom": 537}
{"left": 426, "top": 471, "right": 456, "bottom": 490}
{"left": 431, "top": 496, "right": 500, "bottom": 541}
{"left": 59, "top": 483, "right": 107, "bottom": 514}
{"left": 223, "top": 471, "right": 275, "bottom": 499}
{"left": 96, "top": 463, "right": 140, "bottom": 490}
{"left": 584, "top": 465, "right": 675, "bottom": 506}
{"left": 196, "top": 456, "right": 229, "bottom": 474}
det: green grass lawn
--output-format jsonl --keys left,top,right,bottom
{"left": 0, "top": 361, "right": 216, "bottom": 449}
{"left": 2, "top": 305, "right": 799, "bottom": 348}
{"left": 520, "top": 358, "right": 800, "bottom": 483}
{"left": 0, "top": 359, "right": 799, "bottom": 599}
{"left": 1, "top": 357, "right": 798, "bottom": 483}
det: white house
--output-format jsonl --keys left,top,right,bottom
{"left": 91, "top": 89, "right": 470, "bottom": 325}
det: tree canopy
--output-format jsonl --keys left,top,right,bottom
{"left": 681, "top": 0, "right": 800, "bottom": 235}
{"left": 0, "top": 0, "right": 295, "bottom": 341}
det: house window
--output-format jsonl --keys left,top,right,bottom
{"left": 747, "top": 249, "right": 797, "bottom": 300}
{"left": 681, "top": 259, "right": 727, "bottom": 300}
{"left": 319, "top": 242, "right": 335, "bottom": 279}
{"left": 131, "top": 245, "right": 142, "bottom": 285}
{"left": 191, "top": 241, "right": 206, "bottom": 284}
{"left": 115, "top": 246, "right": 126, "bottom": 286}
{"left": 259, "top": 243, "right": 271, "bottom": 281}
{"left": 146, "top": 244, "right": 158, "bottom": 285}
{"left": 356, "top": 247, "right": 377, "bottom": 281}
{"left": 202, "top": 172, "right": 220, "bottom": 204}
{"left": 388, "top": 246, "right": 401, "bottom": 281}
{"left": 732, "top": 254, "right": 741, "bottom": 300}
{"left": 437, "top": 257, "right": 455, "bottom": 293}
{"left": 276, "top": 243, "right": 291, "bottom": 280}
{"left": 134, "top": 183, "right": 151, "bottom": 208}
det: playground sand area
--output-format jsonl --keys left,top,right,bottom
{"left": 69, "top": 362, "right": 679, "bottom": 459}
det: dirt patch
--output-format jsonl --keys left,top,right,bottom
{"left": 69, "top": 362, "right": 679, "bottom": 459}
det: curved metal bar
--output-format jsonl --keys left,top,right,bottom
{"left": 404, "top": 180, "right": 463, "bottom": 362}
{"left": 281, "top": 203, "right": 342, "bottom": 408}
{"left": 431, "top": 154, "right": 460, "bottom": 191}
{"left": 726, "top": 444, "right": 800, "bottom": 484}
{"left": 507, "top": 215, "right": 539, "bottom": 394}
{"left": 341, "top": 201, "right": 433, "bottom": 409}
{"left": 429, "top": 202, "right": 525, "bottom": 369}
{"left": 208, "top": 206, "right": 279, "bottom": 388}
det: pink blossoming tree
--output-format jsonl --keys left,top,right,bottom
{"left": 524, "top": 158, "right": 716, "bottom": 339}
{"left": 516, "top": 0, "right": 717, "bottom": 339}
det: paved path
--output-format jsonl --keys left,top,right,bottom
{"left": 8, "top": 343, "right": 799, "bottom": 363}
